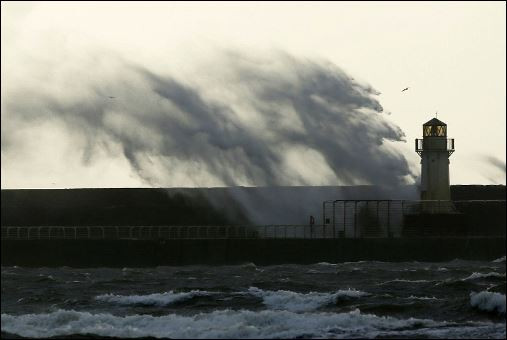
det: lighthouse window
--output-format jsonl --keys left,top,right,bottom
{"left": 424, "top": 125, "right": 446, "bottom": 137}
{"left": 436, "top": 126, "right": 446, "bottom": 136}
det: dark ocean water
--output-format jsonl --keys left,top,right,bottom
{"left": 1, "top": 257, "right": 506, "bottom": 339}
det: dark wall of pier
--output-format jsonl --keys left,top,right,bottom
{"left": 0, "top": 188, "right": 250, "bottom": 227}
{"left": 2, "top": 237, "right": 505, "bottom": 267}
{"left": 451, "top": 185, "right": 506, "bottom": 200}
{"left": 454, "top": 200, "right": 506, "bottom": 236}
{"left": 451, "top": 186, "right": 505, "bottom": 236}
{"left": 2, "top": 186, "right": 420, "bottom": 227}
{"left": 1, "top": 185, "right": 505, "bottom": 227}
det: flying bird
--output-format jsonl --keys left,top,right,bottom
{"left": 401, "top": 87, "right": 409, "bottom": 92}
{"left": 108, "top": 96, "right": 116, "bottom": 99}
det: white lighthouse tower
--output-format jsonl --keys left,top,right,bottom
{"left": 415, "top": 117, "right": 455, "bottom": 202}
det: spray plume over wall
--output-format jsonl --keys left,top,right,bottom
{"left": 2, "top": 49, "right": 420, "bottom": 224}
{"left": 2, "top": 50, "right": 416, "bottom": 189}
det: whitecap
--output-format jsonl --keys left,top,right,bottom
{"left": 462, "top": 272, "right": 506, "bottom": 281}
{"left": 247, "top": 287, "right": 368, "bottom": 312}
{"left": 95, "top": 290, "right": 212, "bottom": 306}
{"left": 240, "top": 262, "right": 257, "bottom": 269}
{"left": 470, "top": 291, "right": 506, "bottom": 315}
{"left": 492, "top": 256, "right": 506, "bottom": 263}
{"left": 405, "top": 295, "right": 439, "bottom": 301}
{"left": 378, "top": 279, "right": 432, "bottom": 285}
{"left": 316, "top": 262, "right": 338, "bottom": 266}
{"left": 36, "top": 274, "right": 55, "bottom": 281}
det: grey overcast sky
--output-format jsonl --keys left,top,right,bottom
{"left": 1, "top": 1, "right": 505, "bottom": 188}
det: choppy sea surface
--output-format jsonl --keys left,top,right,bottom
{"left": 1, "top": 257, "right": 506, "bottom": 339}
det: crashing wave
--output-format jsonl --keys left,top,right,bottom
{"left": 492, "top": 256, "right": 506, "bottom": 263}
{"left": 2, "top": 309, "right": 505, "bottom": 339}
{"left": 470, "top": 291, "right": 506, "bottom": 315}
{"left": 247, "top": 287, "right": 368, "bottom": 312}
{"left": 95, "top": 290, "right": 212, "bottom": 306}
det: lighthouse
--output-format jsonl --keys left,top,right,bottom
{"left": 415, "top": 117, "right": 455, "bottom": 201}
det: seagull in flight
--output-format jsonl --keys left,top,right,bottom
{"left": 108, "top": 96, "right": 116, "bottom": 99}
{"left": 401, "top": 87, "right": 409, "bottom": 92}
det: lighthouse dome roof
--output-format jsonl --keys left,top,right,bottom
{"left": 423, "top": 118, "right": 446, "bottom": 126}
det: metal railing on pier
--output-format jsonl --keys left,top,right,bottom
{"left": 322, "top": 199, "right": 505, "bottom": 238}
{"left": 2, "top": 200, "right": 504, "bottom": 240}
{"left": 1, "top": 225, "right": 325, "bottom": 240}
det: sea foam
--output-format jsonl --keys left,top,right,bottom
{"left": 2, "top": 309, "right": 505, "bottom": 339}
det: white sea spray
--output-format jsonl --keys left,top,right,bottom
{"left": 470, "top": 291, "right": 506, "bottom": 315}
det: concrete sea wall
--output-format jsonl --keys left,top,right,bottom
{"left": 2, "top": 185, "right": 505, "bottom": 227}
{"left": 2, "top": 237, "right": 505, "bottom": 267}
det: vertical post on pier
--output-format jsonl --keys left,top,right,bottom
{"left": 354, "top": 201, "right": 358, "bottom": 238}
{"left": 343, "top": 201, "right": 346, "bottom": 238}
{"left": 322, "top": 201, "right": 325, "bottom": 227}
{"left": 387, "top": 200, "right": 391, "bottom": 238}
{"left": 332, "top": 201, "right": 336, "bottom": 239}
{"left": 376, "top": 201, "right": 380, "bottom": 236}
